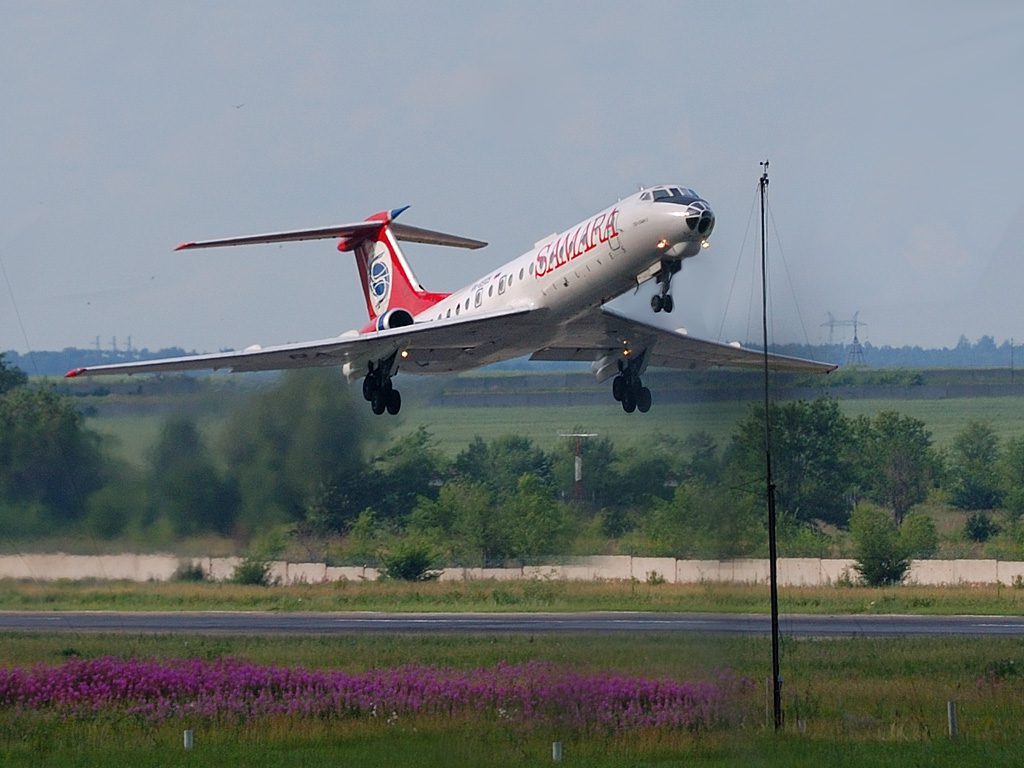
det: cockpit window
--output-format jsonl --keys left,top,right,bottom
{"left": 649, "top": 186, "right": 699, "bottom": 205}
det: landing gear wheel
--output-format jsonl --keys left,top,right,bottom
{"left": 636, "top": 386, "right": 652, "bottom": 413}
{"left": 651, "top": 295, "right": 663, "bottom": 313}
{"left": 662, "top": 295, "right": 674, "bottom": 313}
{"left": 612, "top": 375, "right": 626, "bottom": 402}
{"left": 386, "top": 389, "right": 402, "bottom": 415}
{"left": 362, "top": 376, "right": 374, "bottom": 401}
{"left": 371, "top": 391, "right": 386, "bottom": 415}
{"left": 621, "top": 389, "right": 637, "bottom": 413}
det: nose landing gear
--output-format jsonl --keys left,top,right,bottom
{"left": 651, "top": 259, "right": 681, "bottom": 314}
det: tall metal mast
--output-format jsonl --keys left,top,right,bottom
{"left": 760, "top": 160, "right": 783, "bottom": 731}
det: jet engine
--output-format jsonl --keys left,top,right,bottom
{"left": 376, "top": 308, "right": 415, "bottom": 331}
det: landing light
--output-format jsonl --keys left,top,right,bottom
{"left": 400, "top": 350, "right": 409, "bottom": 359}
{"left": 701, "top": 240, "right": 710, "bottom": 249}
{"left": 656, "top": 239, "right": 669, "bottom": 250}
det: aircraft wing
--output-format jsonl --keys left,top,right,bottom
{"left": 65, "top": 308, "right": 540, "bottom": 380}
{"left": 66, "top": 304, "right": 833, "bottom": 382}
{"left": 530, "top": 306, "right": 837, "bottom": 377}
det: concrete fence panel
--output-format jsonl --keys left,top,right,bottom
{"left": 997, "top": 560, "right": 1024, "bottom": 586}
{"left": 572, "top": 556, "right": 633, "bottom": 580}
{"left": 778, "top": 558, "right": 824, "bottom": 587}
{"left": 953, "top": 559, "right": 998, "bottom": 584}
{"left": 3, "top": 554, "right": 1024, "bottom": 587}
{"left": 729, "top": 559, "right": 771, "bottom": 584}
{"left": 632, "top": 557, "right": 677, "bottom": 583}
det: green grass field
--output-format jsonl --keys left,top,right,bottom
{"left": 2, "top": 631, "right": 1023, "bottom": 766}
{"left": 86, "top": 390, "right": 1024, "bottom": 466}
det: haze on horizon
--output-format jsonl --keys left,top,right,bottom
{"left": 2, "top": 2, "right": 1022, "bottom": 357}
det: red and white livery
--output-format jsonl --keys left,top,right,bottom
{"left": 66, "top": 186, "right": 835, "bottom": 414}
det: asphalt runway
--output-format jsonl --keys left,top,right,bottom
{"left": 1, "top": 611, "right": 1023, "bottom": 637}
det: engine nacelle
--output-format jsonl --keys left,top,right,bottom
{"left": 376, "top": 308, "right": 415, "bottom": 331}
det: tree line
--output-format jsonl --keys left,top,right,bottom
{"left": 3, "top": 353, "right": 1024, "bottom": 574}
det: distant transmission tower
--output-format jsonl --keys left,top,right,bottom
{"left": 821, "top": 311, "right": 867, "bottom": 366}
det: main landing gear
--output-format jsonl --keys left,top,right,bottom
{"left": 650, "top": 259, "right": 681, "bottom": 314}
{"left": 362, "top": 356, "right": 402, "bottom": 415}
{"left": 611, "top": 358, "right": 652, "bottom": 414}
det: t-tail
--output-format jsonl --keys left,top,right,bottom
{"left": 343, "top": 207, "right": 457, "bottom": 329}
{"left": 175, "top": 206, "right": 487, "bottom": 330}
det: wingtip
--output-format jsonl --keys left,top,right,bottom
{"left": 65, "top": 367, "right": 86, "bottom": 378}
{"left": 174, "top": 242, "right": 195, "bottom": 251}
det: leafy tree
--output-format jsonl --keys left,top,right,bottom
{"left": 612, "top": 443, "right": 677, "bottom": 509}
{"left": 0, "top": 354, "right": 27, "bottom": 395}
{"left": 998, "top": 436, "right": 1024, "bottom": 520}
{"left": 643, "top": 481, "right": 761, "bottom": 558}
{"left": 502, "top": 473, "right": 575, "bottom": 560}
{"left": 899, "top": 512, "right": 939, "bottom": 558}
{"left": 220, "top": 370, "right": 370, "bottom": 533}
{"left": 0, "top": 386, "right": 104, "bottom": 526}
{"left": 149, "top": 416, "right": 237, "bottom": 536}
{"left": 409, "top": 480, "right": 505, "bottom": 565}
{"left": 682, "top": 431, "right": 722, "bottom": 485}
{"left": 727, "top": 399, "right": 857, "bottom": 526}
{"left": 453, "top": 435, "right": 553, "bottom": 499}
{"left": 947, "top": 421, "right": 1003, "bottom": 510}
{"left": 83, "top": 464, "right": 149, "bottom": 539}
{"left": 850, "top": 503, "right": 910, "bottom": 586}
{"left": 345, "top": 508, "right": 388, "bottom": 563}
{"left": 370, "top": 426, "right": 448, "bottom": 520}
{"left": 860, "top": 411, "right": 938, "bottom": 524}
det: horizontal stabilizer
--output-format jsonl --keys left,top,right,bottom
{"left": 176, "top": 216, "right": 486, "bottom": 252}
{"left": 391, "top": 222, "right": 486, "bottom": 249}
{"left": 176, "top": 221, "right": 382, "bottom": 251}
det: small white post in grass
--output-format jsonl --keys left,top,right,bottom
{"left": 552, "top": 741, "right": 563, "bottom": 762}
{"left": 183, "top": 729, "right": 194, "bottom": 751}
{"left": 947, "top": 701, "right": 958, "bottom": 739}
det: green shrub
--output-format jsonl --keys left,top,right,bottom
{"left": 381, "top": 543, "right": 439, "bottom": 582}
{"left": 231, "top": 555, "right": 277, "bottom": 586}
{"left": 851, "top": 504, "right": 909, "bottom": 586}
{"left": 172, "top": 560, "right": 206, "bottom": 582}
{"left": 965, "top": 512, "right": 999, "bottom": 543}
{"left": 900, "top": 513, "right": 939, "bottom": 558}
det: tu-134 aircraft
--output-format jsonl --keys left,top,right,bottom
{"left": 66, "top": 185, "right": 835, "bottom": 413}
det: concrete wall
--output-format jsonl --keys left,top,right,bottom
{"left": 0, "top": 554, "right": 1020, "bottom": 586}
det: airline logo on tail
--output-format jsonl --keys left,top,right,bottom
{"left": 367, "top": 242, "right": 392, "bottom": 316}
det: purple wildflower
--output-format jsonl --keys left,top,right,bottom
{"left": 0, "top": 657, "right": 743, "bottom": 733}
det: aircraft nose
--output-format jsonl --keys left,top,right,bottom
{"left": 685, "top": 201, "right": 715, "bottom": 236}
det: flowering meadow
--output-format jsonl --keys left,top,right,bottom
{"left": 0, "top": 657, "right": 744, "bottom": 733}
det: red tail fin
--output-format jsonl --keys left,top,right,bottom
{"left": 344, "top": 209, "right": 450, "bottom": 328}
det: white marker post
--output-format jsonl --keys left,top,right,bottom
{"left": 183, "top": 729, "right": 194, "bottom": 750}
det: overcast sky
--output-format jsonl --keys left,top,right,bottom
{"left": 2, "top": 1, "right": 1022, "bottom": 356}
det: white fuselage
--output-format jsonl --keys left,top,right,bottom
{"left": 405, "top": 186, "right": 712, "bottom": 371}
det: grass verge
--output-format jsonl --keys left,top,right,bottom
{"left": 2, "top": 578, "right": 1024, "bottom": 615}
